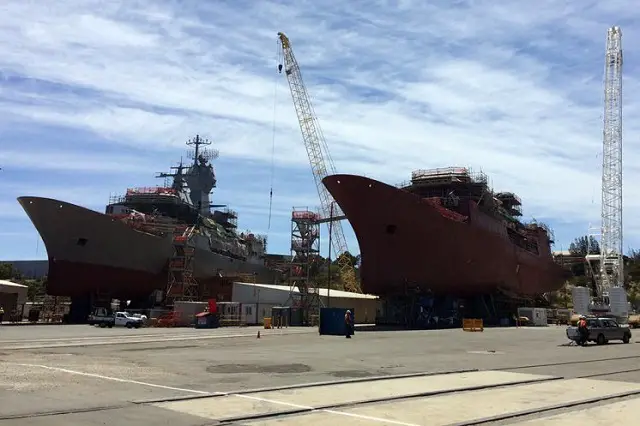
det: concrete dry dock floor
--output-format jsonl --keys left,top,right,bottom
{"left": 239, "top": 377, "right": 640, "bottom": 426}
{"left": 152, "top": 370, "right": 557, "bottom": 421}
{"left": 1, "top": 325, "right": 640, "bottom": 425}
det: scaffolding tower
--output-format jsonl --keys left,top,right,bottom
{"left": 289, "top": 207, "right": 321, "bottom": 325}
{"left": 166, "top": 225, "right": 199, "bottom": 303}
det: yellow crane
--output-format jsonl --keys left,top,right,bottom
{"left": 277, "top": 32, "right": 361, "bottom": 294}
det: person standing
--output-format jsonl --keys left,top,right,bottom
{"left": 577, "top": 315, "right": 589, "bottom": 345}
{"left": 344, "top": 309, "right": 353, "bottom": 338}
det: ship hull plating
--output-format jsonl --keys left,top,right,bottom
{"left": 18, "top": 197, "right": 275, "bottom": 299}
{"left": 322, "top": 175, "right": 566, "bottom": 297}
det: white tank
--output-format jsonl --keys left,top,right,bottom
{"left": 572, "top": 286, "right": 591, "bottom": 316}
{"left": 608, "top": 287, "right": 629, "bottom": 318}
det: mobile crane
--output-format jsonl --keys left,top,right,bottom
{"left": 277, "top": 32, "right": 361, "bottom": 294}
{"left": 578, "top": 27, "right": 628, "bottom": 319}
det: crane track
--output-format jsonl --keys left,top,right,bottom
{"left": 576, "top": 367, "right": 640, "bottom": 379}
{"left": 494, "top": 353, "right": 640, "bottom": 372}
{"left": 211, "top": 363, "right": 640, "bottom": 425}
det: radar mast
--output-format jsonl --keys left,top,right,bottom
{"left": 187, "top": 134, "right": 219, "bottom": 166}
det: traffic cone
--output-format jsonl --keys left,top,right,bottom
{"left": 257, "top": 331, "right": 261, "bottom": 339}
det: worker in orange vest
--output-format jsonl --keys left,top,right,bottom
{"left": 577, "top": 316, "right": 588, "bottom": 345}
{"left": 344, "top": 310, "right": 353, "bottom": 338}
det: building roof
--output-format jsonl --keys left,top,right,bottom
{"left": 0, "top": 279, "right": 28, "bottom": 289}
{"left": 233, "top": 282, "right": 379, "bottom": 300}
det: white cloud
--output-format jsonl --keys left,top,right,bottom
{"left": 1, "top": 0, "right": 640, "bottom": 257}
{"left": 0, "top": 183, "right": 114, "bottom": 217}
{"left": 0, "top": 147, "right": 160, "bottom": 173}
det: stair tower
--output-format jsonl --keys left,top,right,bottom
{"left": 289, "top": 207, "right": 321, "bottom": 325}
{"left": 166, "top": 225, "right": 199, "bottom": 303}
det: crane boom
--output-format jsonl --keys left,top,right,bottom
{"left": 277, "top": 32, "right": 361, "bottom": 293}
{"left": 599, "top": 26, "right": 624, "bottom": 293}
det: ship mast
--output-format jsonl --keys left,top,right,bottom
{"left": 156, "top": 135, "right": 220, "bottom": 216}
{"left": 186, "top": 134, "right": 218, "bottom": 165}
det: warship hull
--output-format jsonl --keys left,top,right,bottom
{"left": 322, "top": 175, "right": 567, "bottom": 297}
{"left": 18, "top": 197, "right": 274, "bottom": 299}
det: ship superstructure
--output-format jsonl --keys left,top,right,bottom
{"left": 398, "top": 167, "right": 552, "bottom": 256}
{"left": 105, "top": 135, "right": 267, "bottom": 263}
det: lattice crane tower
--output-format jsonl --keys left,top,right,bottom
{"left": 599, "top": 26, "right": 624, "bottom": 293}
{"left": 277, "top": 32, "right": 361, "bottom": 293}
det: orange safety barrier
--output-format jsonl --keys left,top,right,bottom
{"left": 462, "top": 318, "right": 484, "bottom": 332}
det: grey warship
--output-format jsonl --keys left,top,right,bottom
{"left": 18, "top": 135, "right": 276, "bottom": 303}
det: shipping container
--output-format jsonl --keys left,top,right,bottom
{"left": 319, "top": 307, "right": 354, "bottom": 336}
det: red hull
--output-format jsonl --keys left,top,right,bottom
{"left": 323, "top": 174, "right": 566, "bottom": 297}
{"left": 46, "top": 259, "right": 161, "bottom": 299}
{"left": 46, "top": 259, "right": 233, "bottom": 300}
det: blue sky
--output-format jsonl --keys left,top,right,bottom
{"left": 1, "top": 0, "right": 640, "bottom": 261}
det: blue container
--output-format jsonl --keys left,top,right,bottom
{"left": 194, "top": 312, "right": 220, "bottom": 329}
{"left": 319, "top": 308, "right": 355, "bottom": 336}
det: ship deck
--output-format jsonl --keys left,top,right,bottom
{"left": 1, "top": 324, "right": 639, "bottom": 425}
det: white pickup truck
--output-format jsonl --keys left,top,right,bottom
{"left": 88, "top": 308, "right": 144, "bottom": 329}
{"left": 114, "top": 311, "right": 144, "bottom": 328}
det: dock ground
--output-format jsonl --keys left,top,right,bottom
{"left": 1, "top": 324, "right": 639, "bottom": 425}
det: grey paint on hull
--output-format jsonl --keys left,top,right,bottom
{"left": 17, "top": 196, "right": 276, "bottom": 286}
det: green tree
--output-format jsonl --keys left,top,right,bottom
{"left": 26, "top": 279, "right": 46, "bottom": 302}
{"left": 332, "top": 251, "right": 358, "bottom": 268}
{"left": 569, "top": 236, "right": 600, "bottom": 256}
{"left": 0, "top": 262, "right": 13, "bottom": 280}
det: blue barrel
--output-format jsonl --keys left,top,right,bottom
{"left": 319, "top": 308, "right": 355, "bottom": 336}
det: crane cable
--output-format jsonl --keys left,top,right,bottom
{"left": 267, "top": 39, "right": 281, "bottom": 235}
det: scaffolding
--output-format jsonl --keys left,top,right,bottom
{"left": 289, "top": 207, "right": 321, "bottom": 325}
{"left": 166, "top": 225, "right": 199, "bottom": 303}
{"left": 495, "top": 192, "right": 523, "bottom": 217}
{"left": 396, "top": 167, "right": 490, "bottom": 201}
{"left": 411, "top": 167, "right": 488, "bottom": 185}
{"left": 27, "top": 295, "right": 70, "bottom": 323}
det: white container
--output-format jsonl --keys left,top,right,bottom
{"left": 241, "top": 303, "right": 258, "bottom": 325}
{"left": 608, "top": 287, "right": 629, "bottom": 318}
{"left": 572, "top": 286, "right": 591, "bottom": 316}
{"left": 531, "top": 307, "right": 548, "bottom": 326}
